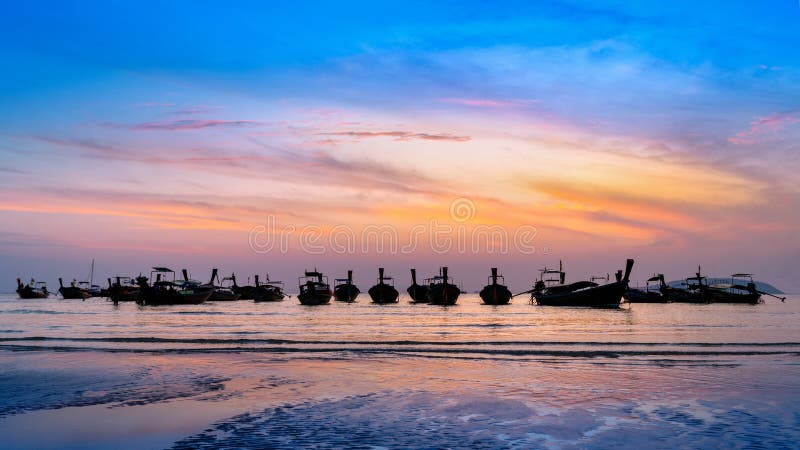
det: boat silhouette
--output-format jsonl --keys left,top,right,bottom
{"left": 252, "top": 274, "right": 287, "bottom": 302}
{"left": 407, "top": 269, "right": 429, "bottom": 303}
{"left": 107, "top": 276, "right": 140, "bottom": 302}
{"left": 135, "top": 267, "right": 213, "bottom": 305}
{"left": 16, "top": 278, "right": 48, "bottom": 299}
{"left": 368, "top": 268, "right": 399, "bottom": 304}
{"left": 624, "top": 274, "right": 667, "bottom": 303}
{"left": 228, "top": 273, "right": 255, "bottom": 300}
{"left": 204, "top": 269, "right": 241, "bottom": 301}
{"left": 58, "top": 278, "right": 91, "bottom": 300}
{"left": 333, "top": 270, "right": 360, "bottom": 302}
{"left": 427, "top": 266, "right": 460, "bottom": 305}
{"left": 298, "top": 270, "right": 332, "bottom": 305}
{"left": 521, "top": 259, "right": 633, "bottom": 307}
{"left": 479, "top": 268, "right": 512, "bottom": 305}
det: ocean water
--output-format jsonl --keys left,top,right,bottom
{"left": 0, "top": 293, "right": 798, "bottom": 449}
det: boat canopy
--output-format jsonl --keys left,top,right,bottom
{"left": 152, "top": 267, "right": 174, "bottom": 272}
{"left": 731, "top": 273, "right": 753, "bottom": 278}
{"left": 647, "top": 275, "right": 662, "bottom": 282}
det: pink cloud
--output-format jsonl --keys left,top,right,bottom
{"left": 120, "top": 119, "right": 264, "bottom": 131}
{"left": 319, "top": 130, "right": 470, "bottom": 142}
{"left": 728, "top": 111, "right": 800, "bottom": 145}
{"left": 437, "top": 97, "right": 538, "bottom": 108}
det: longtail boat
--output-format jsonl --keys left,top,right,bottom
{"left": 368, "top": 267, "right": 399, "bottom": 304}
{"left": 204, "top": 268, "right": 240, "bottom": 301}
{"left": 298, "top": 270, "right": 332, "bottom": 305}
{"left": 701, "top": 273, "right": 783, "bottom": 304}
{"left": 407, "top": 268, "right": 429, "bottom": 303}
{"left": 253, "top": 274, "right": 287, "bottom": 302}
{"left": 107, "top": 276, "right": 140, "bottom": 302}
{"left": 229, "top": 273, "right": 255, "bottom": 300}
{"left": 333, "top": 270, "right": 360, "bottom": 302}
{"left": 521, "top": 259, "right": 633, "bottom": 307}
{"left": 135, "top": 267, "right": 213, "bottom": 305}
{"left": 624, "top": 274, "right": 666, "bottom": 303}
{"left": 58, "top": 277, "right": 91, "bottom": 300}
{"left": 427, "top": 266, "right": 460, "bottom": 305}
{"left": 479, "top": 267, "right": 512, "bottom": 305}
{"left": 16, "top": 278, "right": 48, "bottom": 299}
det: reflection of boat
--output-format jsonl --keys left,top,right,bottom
{"left": 16, "top": 278, "right": 48, "bottom": 299}
{"left": 624, "top": 274, "right": 666, "bottom": 303}
{"left": 107, "top": 276, "right": 140, "bottom": 302}
{"left": 253, "top": 274, "right": 286, "bottom": 302}
{"left": 427, "top": 267, "right": 460, "bottom": 305}
{"left": 58, "top": 278, "right": 91, "bottom": 300}
{"left": 479, "top": 268, "right": 512, "bottom": 305}
{"left": 298, "top": 270, "right": 332, "bottom": 305}
{"left": 229, "top": 273, "right": 255, "bottom": 300}
{"left": 407, "top": 269, "right": 429, "bottom": 303}
{"left": 368, "top": 268, "right": 399, "bottom": 304}
{"left": 333, "top": 270, "right": 360, "bottom": 302}
{"left": 526, "top": 259, "right": 633, "bottom": 307}
{"left": 204, "top": 269, "right": 240, "bottom": 301}
{"left": 135, "top": 267, "right": 213, "bottom": 305}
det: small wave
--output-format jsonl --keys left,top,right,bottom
{"left": 2, "top": 343, "right": 799, "bottom": 358}
{"left": 1, "top": 309, "right": 97, "bottom": 315}
{"left": 1, "top": 336, "right": 798, "bottom": 347}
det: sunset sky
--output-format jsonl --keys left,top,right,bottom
{"left": 1, "top": 1, "right": 798, "bottom": 292}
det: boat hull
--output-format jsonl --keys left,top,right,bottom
{"left": 368, "top": 284, "right": 399, "bottom": 304}
{"left": 209, "top": 290, "right": 241, "bottom": 301}
{"left": 333, "top": 284, "right": 360, "bottom": 302}
{"left": 534, "top": 281, "right": 625, "bottom": 307}
{"left": 623, "top": 289, "right": 666, "bottom": 303}
{"left": 298, "top": 292, "right": 332, "bottom": 305}
{"left": 59, "top": 287, "right": 91, "bottom": 300}
{"left": 428, "top": 284, "right": 460, "bottom": 305}
{"left": 109, "top": 287, "right": 140, "bottom": 302}
{"left": 137, "top": 286, "right": 213, "bottom": 305}
{"left": 17, "top": 288, "right": 48, "bottom": 299}
{"left": 479, "top": 284, "right": 512, "bottom": 305}
{"left": 252, "top": 287, "right": 285, "bottom": 302}
{"left": 407, "top": 284, "right": 429, "bottom": 303}
{"left": 661, "top": 287, "right": 705, "bottom": 303}
{"left": 704, "top": 289, "right": 761, "bottom": 304}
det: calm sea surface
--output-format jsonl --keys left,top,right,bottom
{"left": 1, "top": 293, "right": 798, "bottom": 449}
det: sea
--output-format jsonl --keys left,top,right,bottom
{"left": 0, "top": 293, "right": 798, "bottom": 449}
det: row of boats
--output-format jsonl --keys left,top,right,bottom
{"left": 14, "top": 259, "right": 785, "bottom": 307}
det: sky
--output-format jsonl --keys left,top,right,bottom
{"left": 0, "top": 1, "right": 798, "bottom": 292}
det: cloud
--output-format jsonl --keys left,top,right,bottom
{"left": 728, "top": 111, "right": 800, "bottom": 145}
{"left": 104, "top": 119, "right": 264, "bottom": 131}
{"left": 318, "top": 130, "right": 470, "bottom": 142}
{"left": 437, "top": 97, "right": 538, "bottom": 108}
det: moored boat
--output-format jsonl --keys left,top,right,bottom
{"left": 654, "top": 273, "right": 704, "bottom": 303}
{"left": 368, "top": 268, "right": 399, "bottom": 304}
{"left": 526, "top": 259, "right": 633, "bottom": 307}
{"left": 624, "top": 274, "right": 666, "bottom": 303}
{"left": 701, "top": 273, "right": 782, "bottom": 304}
{"left": 333, "top": 270, "right": 360, "bottom": 302}
{"left": 252, "top": 274, "right": 286, "bottom": 302}
{"left": 58, "top": 278, "right": 91, "bottom": 300}
{"left": 16, "top": 278, "right": 48, "bottom": 299}
{"left": 479, "top": 268, "right": 512, "bottom": 305}
{"left": 298, "top": 270, "right": 332, "bottom": 305}
{"left": 427, "top": 266, "right": 460, "bottom": 305}
{"left": 135, "top": 267, "right": 213, "bottom": 305}
{"left": 407, "top": 268, "right": 429, "bottom": 303}
{"left": 204, "top": 268, "right": 241, "bottom": 301}
{"left": 107, "top": 276, "right": 140, "bottom": 302}
{"left": 228, "top": 273, "right": 255, "bottom": 300}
